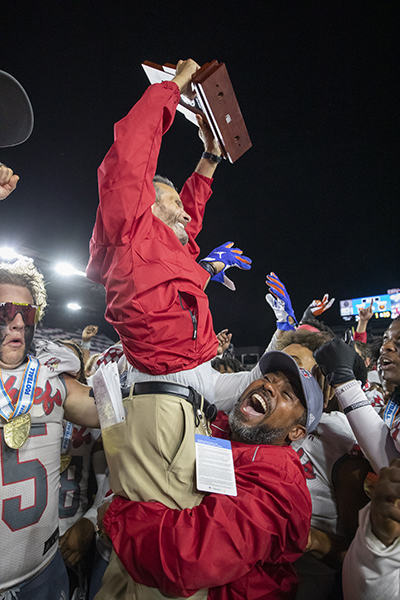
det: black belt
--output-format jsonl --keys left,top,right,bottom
{"left": 121, "top": 381, "right": 217, "bottom": 424}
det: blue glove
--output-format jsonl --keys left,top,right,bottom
{"left": 201, "top": 242, "right": 252, "bottom": 291}
{"left": 265, "top": 272, "right": 297, "bottom": 331}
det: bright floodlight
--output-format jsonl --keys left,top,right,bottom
{"left": 0, "top": 247, "right": 18, "bottom": 260}
{"left": 55, "top": 262, "right": 86, "bottom": 277}
{"left": 67, "top": 303, "right": 81, "bottom": 311}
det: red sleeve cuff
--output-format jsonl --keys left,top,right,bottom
{"left": 354, "top": 331, "right": 367, "bottom": 343}
{"left": 160, "top": 80, "right": 181, "bottom": 104}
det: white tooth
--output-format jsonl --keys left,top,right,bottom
{"left": 253, "top": 393, "right": 267, "bottom": 413}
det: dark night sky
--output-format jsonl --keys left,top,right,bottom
{"left": 1, "top": 0, "right": 399, "bottom": 347}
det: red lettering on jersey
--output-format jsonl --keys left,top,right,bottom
{"left": 4, "top": 376, "right": 19, "bottom": 404}
{"left": 33, "top": 381, "right": 62, "bottom": 415}
{"left": 391, "top": 421, "right": 400, "bottom": 443}
{"left": 371, "top": 394, "right": 385, "bottom": 409}
{"left": 3, "top": 375, "right": 62, "bottom": 415}
{"left": 72, "top": 427, "right": 92, "bottom": 448}
{"left": 349, "top": 443, "right": 363, "bottom": 457}
{"left": 296, "top": 447, "right": 316, "bottom": 480}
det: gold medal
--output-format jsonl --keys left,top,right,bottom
{"left": 4, "top": 413, "right": 31, "bottom": 449}
{"left": 60, "top": 454, "right": 72, "bottom": 473}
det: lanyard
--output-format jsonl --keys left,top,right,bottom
{"left": 61, "top": 421, "right": 74, "bottom": 453}
{"left": 0, "top": 356, "right": 40, "bottom": 421}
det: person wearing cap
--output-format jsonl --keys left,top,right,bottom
{"left": 0, "top": 69, "right": 34, "bottom": 200}
{"left": 96, "top": 352, "right": 323, "bottom": 600}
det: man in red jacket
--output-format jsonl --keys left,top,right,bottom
{"left": 86, "top": 58, "right": 249, "bottom": 378}
{"left": 87, "top": 58, "right": 252, "bottom": 599}
{"left": 100, "top": 352, "right": 324, "bottom": 600}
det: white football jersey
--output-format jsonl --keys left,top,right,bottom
{"left": 363, "top": 370, "right": 385, "bottom": 414}
{"left": 292, "top": 411, "right": 361, "bottom": 536}
{"left": 0, "top": 343, "right": 79, "bottom": 589}
{"left": 59, "top": 424, "right": 101, "bottom": 535}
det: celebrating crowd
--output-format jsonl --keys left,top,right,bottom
{"left": 0, "top": 60, "right": 399, "bottom": 600}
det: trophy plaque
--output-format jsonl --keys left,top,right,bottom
{"left": 142, "top": 60, "right": 252, "bottom": 163}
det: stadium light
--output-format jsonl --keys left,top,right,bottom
{"left": 67, "top": 302, "right": 82, "bottom": 311}
{"left": 55, "top": 262, "right": 86, "bottom": 277}
{"left": 0, "top": 247, "right": 19, "bottom": 261}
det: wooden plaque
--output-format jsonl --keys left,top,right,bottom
{"left": 142, "top": 60, "right": 252, "bottom": 163}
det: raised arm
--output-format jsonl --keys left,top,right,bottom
{"left": 314, "top": 338, "right": 400, "bottom": 472}
{"left": 354, "top": 299, "right": 373, "bottom": 342}
{"left": 88, "top": 60, "right": 200, "bottom": 257}
{"left": 0, "top": 163, "right": 19, "bottom": 200}
{"left": 194, "top": 115, "right": 222, "bottom": 178}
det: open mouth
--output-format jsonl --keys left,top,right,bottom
{"left": 176, "top": 222, "right": 186, "bottom": 230}
{"left": 6, "top": 337, "right": 23, "bottom": 347}
{"left": 241, "top": 391, "right": 269, "bottom": 417}
{"left": 380, "top": 356, "right": 395, "bottom": 369}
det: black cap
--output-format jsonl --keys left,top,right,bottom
{"left": 0, "top": 70, "right": 34, "bottom": 147}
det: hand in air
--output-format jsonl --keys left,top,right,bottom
{"left": 0, "top": 163, "right": 19, "bottom": 200}
{"left": 216, "top": 329, "right": 232, "bottom": 355}
{"left": 82, "top": 324, "right": 99, "bottom": 343}
{"left": 314, "top": 338, "right": 357, "bottom": 387}
{"left": 358, "top": 299, "right": 374, "bottom": 323}
{"left": 172, "top": 59, "right": 200, "bottom": 100}
{"left": 265, "top": 272, "right": 297, "bottom": 331}
{"left": 202, "top": 242, "right": 252, "bottom": 291}
{"left": 301, "top": 294, "right": 335, "bottom": 322}
{"left": 196, "top": 115, "right": 221, "bottom": 156}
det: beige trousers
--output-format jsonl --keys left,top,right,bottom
{"left": 95, "top": 390, "right": 208, "bottom": 600}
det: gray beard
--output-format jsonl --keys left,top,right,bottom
{"left": 172, "top": 224, "right": 189, "bottom": 246}
{"left": 228, "top": 405, "right": 289, "bottom": 445}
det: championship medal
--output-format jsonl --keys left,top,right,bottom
{"left": 0, "top": 356, "right": 40, "bottom": 449}
{"left": 60, "top": 453, "right": 72, "bottom": 473}
{"left": 4, "top": 413, "right": 31, "bottom": 449}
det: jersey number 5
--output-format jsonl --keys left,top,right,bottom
{"left": 1, "top": 425, "right": 48, "bottom": 531}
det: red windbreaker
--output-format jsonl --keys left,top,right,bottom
{"left": 104, "top": 414, "right": 311, "bottom": 600}
{"left": 86, "top": 81, "right": 218, "bottom": 374}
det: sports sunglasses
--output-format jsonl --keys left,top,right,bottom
{"left": 0, "top": 302, "right": 40, "bottom": 326}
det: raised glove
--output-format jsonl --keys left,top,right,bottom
{"left": 201, "top": 242, "right": 251, "bottom": 291}
{"left": 265, "top": 272, "right": 297, "bottom": 331}
{"left": 301, "top": 294, "right": 335, "bottom": 322}
{"left": 314, "top": 338, "right": 357, "bottom": 386}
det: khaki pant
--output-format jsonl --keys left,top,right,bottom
{"left": 95, "top": 390, "right": 208, "bottom": 600}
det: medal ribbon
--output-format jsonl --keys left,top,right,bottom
{"left": 384, "top": 399, "right": 400, "bottom": 428}
{"left": 0, "top": 356, "right": 40, "bottom": 421}
{"left": 61, "top": 421, "right": 74, "bottom": 453}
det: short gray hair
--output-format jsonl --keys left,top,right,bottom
{"left": 0, "top": 258, "right": 47, "bottom": 320}
{"left": 153, "top": 174, "right": 177, "bottom": 202}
